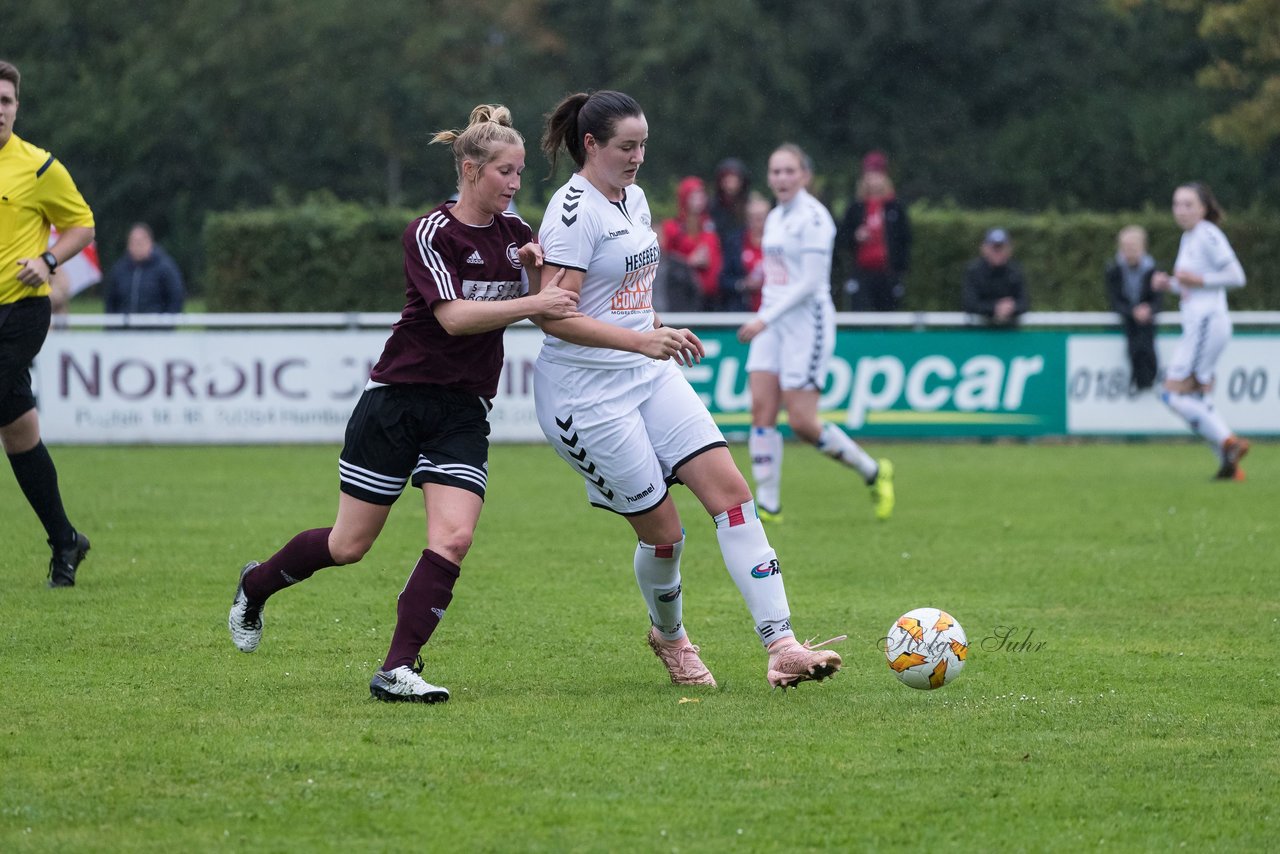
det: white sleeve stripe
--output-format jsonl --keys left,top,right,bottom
{"left": 416, "top": 212, "right": 457, "bottom": 300}
{"left": 424, "top": 212, "right": 457, "bottom": 300}
{"left": 339, "top": 460, "right": 408, "bottom": 488}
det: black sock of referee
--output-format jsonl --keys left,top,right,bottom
{"left": 8, "top": 441, "right": 76, "bottom": 548}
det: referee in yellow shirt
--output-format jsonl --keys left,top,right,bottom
{"left": 1, "top": 60, "right": 95, "bottom": 587}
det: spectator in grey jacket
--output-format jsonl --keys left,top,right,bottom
{"left": 105, "top": 223, "right": 184, "bottom": 315}
{"left": 962, "top": 228, "right": 1028, "bottom": 326}
{"left": 1104, "top": 225, "right": 1162, "bottom": 391}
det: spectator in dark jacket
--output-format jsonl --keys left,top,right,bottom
{"left": 840, "top": 150, "right": 911, "bottom": 311}
{"left": 105, "top": 223, "right": 184, "bottom": 315}
{"left": 709, "top": 157, "right": 751, "bottom": 311}
{"left": 962, "top": 228, "right": 1028, "bottom": 326}
{"left": 1105, "top": 225, "right": 1162, "bottom": 391}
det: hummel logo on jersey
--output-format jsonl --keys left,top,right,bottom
{"left": 466, "top": 250, "right": 484, "bottom": 265}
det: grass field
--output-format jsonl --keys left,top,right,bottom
{"left": 2, "top": 440, "right": 1277, "bottom": 852}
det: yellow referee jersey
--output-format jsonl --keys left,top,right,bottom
{"left": 0, "top": 133, "right": 95, "bottom": 305}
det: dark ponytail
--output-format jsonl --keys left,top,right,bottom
{"left": 541, "top": 90, "right": 643, "bottom": 175}
{"left": 1181, "top": 181, "right": 1225, "bottom": 224}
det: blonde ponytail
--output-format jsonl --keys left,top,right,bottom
{"left": 432, "top": 104, "right": 525, "bottom": 187}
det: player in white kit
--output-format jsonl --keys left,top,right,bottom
{"left": 1151, "top": 182, "right": 1250, "bottom": 480}
{"left": 533, "top": 90, "right": 843, "bottom": 689}
{"left": 737, "top": 144, "right": 894, "bottom": 523}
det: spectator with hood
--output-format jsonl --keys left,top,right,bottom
{"left": 660, "top": 176, "right": 723, "bottom": 311}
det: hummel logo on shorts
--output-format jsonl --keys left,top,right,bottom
{"left": 466, "top": 250, "right": 484, "bottom": 265}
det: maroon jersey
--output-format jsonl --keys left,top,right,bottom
{"left": 370, "top": 203, "right": 533, "bottom": 397}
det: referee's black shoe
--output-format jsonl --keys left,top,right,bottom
{"left": 48, "top": 531, "right": 90, "bottom": 588}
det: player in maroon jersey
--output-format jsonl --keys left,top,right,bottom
{"left": 228, "top": 105, "right": 580, "bottom": 702}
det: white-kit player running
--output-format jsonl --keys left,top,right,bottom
{"left": 532, "top": 89, "right": 843, "bottom": 689}
{"left": 737, "top": 143, "right": 893, "bottom": 523}
{"left": 1152, "top": 181, "right": 1250, "bottom": 479}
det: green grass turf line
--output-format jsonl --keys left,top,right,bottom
{"left": 1, "top": 442, "right": 1277, "bottom": 851}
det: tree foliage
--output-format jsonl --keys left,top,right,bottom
{"left": 4, "top": 0, "right": 1275, "bottom": 287}
{"left": 1191, "top": 0, "right": 1280, "bottom": 154}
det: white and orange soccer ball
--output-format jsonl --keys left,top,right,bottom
{"left": 884, "top": 607, "right": 968, "bottom": 690}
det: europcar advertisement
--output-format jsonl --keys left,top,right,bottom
{"left": 683, "top": 329, "right": 1068, "bottom": 437}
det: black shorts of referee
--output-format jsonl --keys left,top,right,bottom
{"left": 0, "top": 296, "right": 52, "bottom": 427}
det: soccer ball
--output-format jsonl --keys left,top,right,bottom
{"left": 884, "top": 607, "right": 968, "bottom": 690}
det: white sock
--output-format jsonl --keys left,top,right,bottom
{"left": 634, "top": 537, "right": 686, "bottom": 641}
{"left": 817, "top": 422, "right": 879, "bottom": 483}
{"left": 1162, "top": 391, "right": 1232, "bottom": 454}
{"left": 749, "top": 427, "right": 783, "bottom": 513}
{"left": 713, "top": 500, "right": 794, "bottom": 647}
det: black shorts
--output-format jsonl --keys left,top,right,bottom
{"left": 0, "top": 297, "right": 52, "bottom": 428}
{"left": 338, "top": 384, "right": 491, "bottom": 505}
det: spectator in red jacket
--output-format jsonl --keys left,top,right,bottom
{"left": 661, "top": 176, "right": 724, "bottom": 311}
{"left": 840, "top": 150, "right": 911, "bottom": 311}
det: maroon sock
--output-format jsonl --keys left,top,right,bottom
{"left": 243, "top": 527, "right": 336, "bottom": 602}
{"left": 381, "top": 549, "right": 461, "bottom": 672}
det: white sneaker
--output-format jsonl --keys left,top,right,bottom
{"left": 369, "top": 659, "right": 450, "bottom": 704}
{"left": 228, "top": 561, "right": 264, "bottom": 653}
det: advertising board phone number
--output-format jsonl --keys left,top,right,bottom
{"left": 1068, "top": 367, "right": 1271, "bottom": 402}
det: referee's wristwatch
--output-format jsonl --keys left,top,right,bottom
{"left": 40, "top": 251, "right": 59, "bottom": 273}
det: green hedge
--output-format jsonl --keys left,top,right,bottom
{"left": 204, "top": 196, "right": 416, "bottom": 312}
{"left": 900, "top": 205, "right": 1278, "bottom": 312}
{"left": 204, "top": 197, "right": 1277, "bottom": 312}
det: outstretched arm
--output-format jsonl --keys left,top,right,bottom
{"left": 434, "top": 267, "right": 580, "bottom": 336}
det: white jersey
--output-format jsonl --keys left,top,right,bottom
{"left": 538, "top": 178, "right": 659, "bottom": 369}
{"left": 1172, "top": 220, "right": 1245, "bottom": 318}
{"left": 758, "top": 189, "right": 837, "bottom": 325}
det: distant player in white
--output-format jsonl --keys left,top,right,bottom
{"left": 737, "top": 144, "right": 894, "bottom": 522}
{"left": 1152, "top": 182, "right": 1250, "bottom": 480}
{"left": 534, "top": 90, "right": 843, "bottom": 689}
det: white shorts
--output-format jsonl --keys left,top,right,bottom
{"left": 1166, "top": 310, "right": 1232, "bottom": 385}
{"left": 745, "top": 300, "right": 836, "bottom": 391}
{"left": 534, "top": 356, "right": 727, "bottom": 515}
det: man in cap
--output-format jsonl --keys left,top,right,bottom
{"left": 962, "top": 227, "right": 1029, "bottom": 326}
